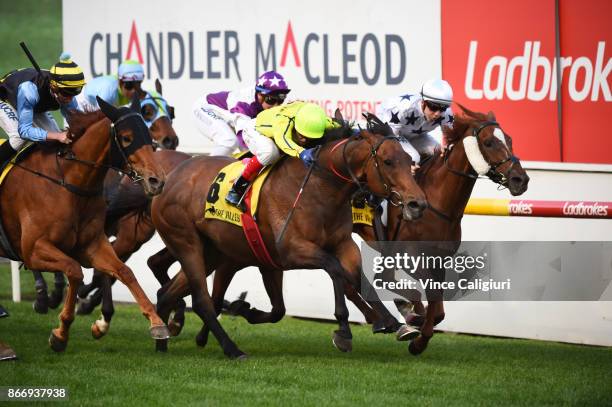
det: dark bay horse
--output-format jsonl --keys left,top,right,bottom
{"left": 153, "top": 119, "right": 427, "bottom": 358}
{"left": 0, "top": 95, "right": 170, "bottom": 351}
{"left": 352, "top": 104, "right": 530, "bottom": 355}
{"left": 76, "top": 150, "right": 190, "bottom": 338}
{"left": 31, "top": 79, "right": 179, "bottom": 315}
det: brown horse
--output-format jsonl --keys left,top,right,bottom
{"left": 168, "top": 105, "right": 530, "bottom": 354}
{"left": 0, "top": 95, "right": 170, "bottom": 351}
{"left": 351, "top": 104, "right": 530, "bottom": 355}
{"left": 152, "top": 118, "right": 427, "bottom": 358}
{"left": 31, "top": 79, "right": 179, "bottom": 314}
{"left": 75, "top": 150, "right": 191, "bottom": 338}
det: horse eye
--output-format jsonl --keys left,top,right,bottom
{"left": 483, "top": 139, "right": 494, "bottom": 148}
{"left": 121, "top": 135, "right": 132, "bottom": 144}
{"left": 384, "top": 159, "right": 393, "bottom": 166}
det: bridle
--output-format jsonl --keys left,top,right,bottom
{"left": 444, "top": 120, "right": 520, "bottom": 188}
{"left": 327, "top": 133, "right": 408, "bottom": 207}
{"left": 12, "top": 111, "right": 151, "bottom": 197}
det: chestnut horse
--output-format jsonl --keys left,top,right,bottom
{"left": 31, "top": 79, "right": 179, "bottom": 314}
{"left": 152, "top": 118, "right": 427, "bottom": 358}
{"left": 351, "top": 104, "right": 529, "bottom": 355}
{"left": 0, "top": 95, "right": 170, "bottom": 351}
{"left": 165, "top": 105, "right": 530, "bottom": 355}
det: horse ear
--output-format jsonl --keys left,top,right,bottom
{"left": 334, "top": 108, "right": 343, "bottom": 122}
{"left": 155, "top": 79, "right": 163, "bottom": 95}
{"left": 130, "top": 92, "right": 141, "bottom": 112}
{"left": 487, "top": 111, "right": 496, "bottom": 121}
{"left": 96, "top": 96, "right": 120, "bottom": 122}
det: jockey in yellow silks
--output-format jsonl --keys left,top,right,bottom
{"left": 226, "top": 101, "right": 334, "bottom": 207}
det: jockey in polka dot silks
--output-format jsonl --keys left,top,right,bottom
{"left": 192, "top": 71, "right": 290, "bottom": 156}
{"left": 0, "top": 52, "right": 85, "bottom": 165}
{"left": 376, "top": 79, "right": 454, "bottom": 165}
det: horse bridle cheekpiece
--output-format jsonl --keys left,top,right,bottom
{"left": 329, "top": 124, "right": 406, "bottom": 207}
{"left": 447, "top": 120, "right": 520, "bottom": 188}
{"left": 109, "top": 111, "right": 153, "bottom": 181}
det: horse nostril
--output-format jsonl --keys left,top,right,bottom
{"left": 148, "top": 177, "right": 162, "bottom": 188}
{"left": 162, "top": 137, "right": 175, "bottom": 149}
{"left": 510, "top": 176, "right": 524, "bottom": 185}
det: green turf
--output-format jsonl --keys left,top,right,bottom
{"left": 0, "top": 300, "right": 610, "bottom": 406}
{"left": 0, "top": 0, "right": 63, "bottom": 137}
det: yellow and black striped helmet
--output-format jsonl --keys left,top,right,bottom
{"left": 49, "top": 52, "right": 85, "bottom": 90}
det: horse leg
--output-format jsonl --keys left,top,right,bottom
{"left": 27, "top": 242, "right": 84, "bottom": 352}
{"left": 158, "top": 245, "right": 246, "bottom": 359}
{"left": 408, "top": 267, "right": 445, "bottom": 355}
{"left": 343, "top": 283, "right": 378, "bottom": 325}
{"left": 241, "top": 268, "right": 286, "bottom": 324}
{"left": 148, "top": 247, "right": 176, "bottom": 286}
{"left": 47, "top": 272, "right": 66, "bottom": 309}
{"left": 91, "top": 275, "right": 114, "bottom": 339}
{"left": 31, "top": 270, "right": 49, "bottom": 314}
{"left": 77, "top": 268, "right": 104, "bottom": 299}
{"left": 84, "top": 237, "right": 169, "bottom": 341}
{"left": 195, "top": 262, "right": 239, "bottom": 348}
{"left": 155, "top": 269, "right": 190, "bottom": 346}
{"left": 336, "top": 239, "right": 419, "bottom": 341}
{"left": 287, "top": 242, "right": 353, "bottom": 352}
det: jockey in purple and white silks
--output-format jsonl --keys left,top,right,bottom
{"left": 376, "top": 79, "right": 454, "bottom": 165}
{"left": 192, "top": 71, "right": 290, "bottom": 156}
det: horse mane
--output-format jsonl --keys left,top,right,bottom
{"left": 442, "top": 103, "right": 489, "bottom": 144}
{"left": 66, "top": 110, "right": 107, "bottom": 138}
{"left": 320, "top": 118, "right": 353, "bottom": 144}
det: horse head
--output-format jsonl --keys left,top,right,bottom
{"left": 139, "top": 79, "right": 179, "bottom": 150}
{"left": 444, "top": 104, "right": 529, "bottom": 196}
{"left": 97, "top": 94, "right": 166, "bottom": 196}
{"left": 322, "top": 111, "right": 427, "bottom": 221}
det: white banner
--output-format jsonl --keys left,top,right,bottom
{"left": 63, "top": 0, "right": 441, "bottom": 152}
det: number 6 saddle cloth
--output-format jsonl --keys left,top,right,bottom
{"left": 204, "top": 160, "right": 273, "bottom": 227}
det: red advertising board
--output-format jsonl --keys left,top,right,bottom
{"left": 442, "top": 0, "right": 612, "bottom": 164}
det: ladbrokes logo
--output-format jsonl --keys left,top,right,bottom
{"left": 562, "top": 201, "right": 609, "bottom": 217}
{"left": 465, "top": 40, "right": 611, "bottom": 102}
{"left": 509, "top": 200, "right": 533, "bottom": 215}
{"left": 89, "top": 20, "right": 408, "bottom": 85}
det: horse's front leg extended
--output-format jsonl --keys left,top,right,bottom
{"left": 84, "top": 237, "right": 169, "bottom": 341}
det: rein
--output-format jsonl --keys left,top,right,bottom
{"left": 11, "top": 111, "right": 147, "bottom": 198}
{"left": 326, "top": 134, "right": 406, "bottom": 207}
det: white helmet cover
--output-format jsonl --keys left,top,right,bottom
{"left": 421, "top": 79, "right": 453, "bottom": 105}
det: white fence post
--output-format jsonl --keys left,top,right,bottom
{"left": 10, "top": 261, "right": 20, "bottom": 303}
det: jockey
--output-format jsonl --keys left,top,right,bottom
{"left": 75, "top": 60, "right": 145, "bottom": 112}
{"left": 0, "top": 52, "right": 85, "bottom": 164}
{"left": 376, "top": 79, "right": 454, "bottom": 165}
{"left": 225, "top": 101, "right": 332, "bottom": 207}
{"left": 192, "top": 70, "right": 291, "bottom": 156}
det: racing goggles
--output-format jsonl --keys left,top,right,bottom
{"left": 263, "top": 93, "right": 287, "bottom": 106}
{"left": 424, "top": 100, "right": 449, "bottom": 113}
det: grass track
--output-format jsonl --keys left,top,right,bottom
{"left": 0, "top": 300, "right": 610, "bottom": 406}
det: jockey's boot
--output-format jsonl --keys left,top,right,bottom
{"left": 225, "top": 175, "right": 251, "bottom": 210}
{"left": 225, "top": 156, "right": 264, "bottom": 211}
{"left": 0, "top": 141, "right": 16, "bottom": 167}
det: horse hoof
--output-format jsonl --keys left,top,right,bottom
{"left": 48, "top": 332, "right": 67, "bottom": 353}
{"left": 195, "top": 331, "right": 209, "bottom": 348}
{"left": 371, "top": 319, "right": 386, "bottom": 334}
{"left": 150, "top": 325, "right": 170, "bottom": 340}
{"left": 47, "top": 293, "right": 64, "bottom": 309}
{"left": 91, "top": 321, "right": 108, "bottom": 340}
{"left": 408, "top": 335, "right": 431, "bottom": 356}
{"left": 234, "top": 353, "right": 249, "bottom": 361}
{"left": 167, "top": 319, "right": 183, "bottom": 337}
{"left": 156, "top": 339, "right": 168, "bottom": 353}
{"left": 404, "top": 312, "right": 424, "bottom": 328}
{"left": 33, "top": 300, "right": 48, "bottom": 314}
{"left": 332, "top": 332, "right": 353, "bottom": 353}
{"left": 396, "top": 324, "right": 420, "bottom": 342}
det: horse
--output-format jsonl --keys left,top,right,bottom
{"left": 30, "top": 79, "right": 179, "bottom": 315}
{"left": 350, "top": 104, "right": 530, "bottom": 355}
{"left": 75, "top": 150, "right": 190, "bottom": 338}
{"left": 152, "top": 116, "right": 428, "bottom": 358}
{"left": 160, "top": 105, "right": 530, "bottom": 354}
{"left": 0, "top": 94, "right": 170, "bottom": 351}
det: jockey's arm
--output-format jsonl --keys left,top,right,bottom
{"left": 272, "top": 116, "right": 303, "bottom": 158}
{"left": 16, "top": 82, "right": 48, "bottom": 142}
